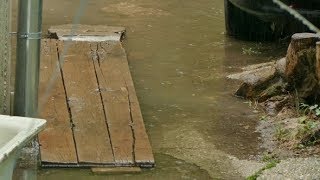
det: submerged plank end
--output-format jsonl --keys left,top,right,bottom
{"left": 91, "top": 167, "right": 142, "bottom": 174}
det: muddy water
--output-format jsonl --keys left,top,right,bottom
{"left": 36, "top": 0, "right": 285, "bottom": 179}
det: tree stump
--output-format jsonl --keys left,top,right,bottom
{"left": 230, "top": 33, "right": 320, "bottom": 104}
{"left": 285, "top": 33, "right": 320, "bottom": 102}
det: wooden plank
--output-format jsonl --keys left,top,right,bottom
{"left": 38, "top": 37, "right": 153, "bottom": 167}
{"left": 94, "top": 42, "right": 134, "bottom": 165}
{"left": 130, "top": 102, "right": 155, "bottom": 166}
{"left": 120, "top": 58, "right": 155, "bottom": 166}
{"left": 38, "top": 39, "right": 78, "bottom": 164}
{"left": 99, "top": 42, "right": 154, "bottom": 166}
{"left": 108, "top": 43, "right": 154, "bottom": 166}
{"left": 117, "top": 47, "right": 155, "bottom": 166}
{"left": 91, "top": 167, "right": 141, "bottom": 174}
{"left": 48, "top": 24, "right": 125, "bottom": 41}
{"left": 59, "top": 41, "right": 114, "bottom": 164}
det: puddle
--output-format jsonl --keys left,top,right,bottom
{"left": 38, "top": 154, "right": 211, "bottom": 180}
{"left": 10, "top": 0, "right": 287, "bottom": 179}
{"left": 101, "top": 2, "right": 170, "bottom": 17}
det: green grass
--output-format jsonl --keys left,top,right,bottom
{"left": 246, "top": 160, "right": 280, "bottom": 180}
{"left": 275, "top": 125, "right": 289, "bottom": 141}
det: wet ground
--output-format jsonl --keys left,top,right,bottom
{"left": 15, "top": 0, "right": 286, "bottom": 179}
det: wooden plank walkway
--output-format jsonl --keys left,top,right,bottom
{"left": 38, "top": 38, "right": 154, "bottom": 168}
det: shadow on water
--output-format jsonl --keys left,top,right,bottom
{"left": 11, "top": 0, "right": 288, "bottom": 179}
{"left": 38, "top": 154, "right": 211, "bottom": 180}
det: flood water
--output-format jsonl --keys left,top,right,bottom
{"left": 17, "top": 0, "right": 285, "bottom": 179}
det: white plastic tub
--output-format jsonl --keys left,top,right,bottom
{"left": 0, "top": 115, "right": 46, "bottom": 180}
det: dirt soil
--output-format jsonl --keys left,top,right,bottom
{"left": 258, "top": 99, "right": 320, "bottom": 158}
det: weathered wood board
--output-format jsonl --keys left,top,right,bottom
{"left": 38, "top": 37, "right": 154, "bottom": 168}
{"left": 94, "top": 42, "right": 134, "bottom": 165}
{"left": 38, "top": 39, "right": 78, "bottom": 164}
{"left": 98, "top": 42, "right": 154, "bottom": 166}
{"left": 58, "top": 41, "right": 114, "bottom": 164}
{"left": 48, "top": 24, "right": 125, "bottom": 42}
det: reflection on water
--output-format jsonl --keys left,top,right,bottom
{"left": 38, "top": 154, "right": 211, "bottom": 180}
{"left": 35, "top": 0, "right": 286, "bottom": 179}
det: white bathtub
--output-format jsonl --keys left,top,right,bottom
{"left": 0, "top": 115, "right": 46, "bottom": 180}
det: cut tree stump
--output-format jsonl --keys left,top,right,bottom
{"left": 285, "top": 33, "right": 320, "bottom": 78}
{"left": 229, "top": 33, "right": 320, "bottom": 104}
{"left": 285, "top": 33, "right": 320, "bottom": 101}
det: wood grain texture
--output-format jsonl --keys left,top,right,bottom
{"left": 99, "top": 42, "right": 154, "bottom": 166}
{"left": 106, "top": 43, "right": 154, "bottom": 165}
{"left": 38, "top": 39, "right": 78, "bottom": 164}
{"left": 59, "top": 41, "right": 114, "bottom": 164}
{"left": 38, "top": 38, "right": 154, "bottom": 167}
{"left": 95, "top": 42, "right": 134, "bottom": 165}
{"left": 48, "top": 24, "right": 125, "bottom": 41}
{"left": 130, "top": 102, "right": 154, "bottom": 166}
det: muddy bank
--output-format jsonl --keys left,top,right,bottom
{"left": 229, "top": 33, "right": 320, "bottom": 178}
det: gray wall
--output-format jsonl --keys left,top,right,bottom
{"left": 0, "top": 0, "right": 11, "bottom": 115}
